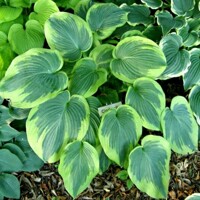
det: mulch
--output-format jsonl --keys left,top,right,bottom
{"left": 15, "top": 148, "right": 200, "bottom": 200}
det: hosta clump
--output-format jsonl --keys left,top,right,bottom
{"left": 0, "top": 0, "right": 200, "bottom": 199}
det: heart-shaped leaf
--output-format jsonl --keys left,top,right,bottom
{"left": 126, "top": 77, "right": 165, "bottom": 131}
{"left": 156, "top": 10, "right": 185, "bottom": 35}
{"left": 141, "top": 0, "right": 162, "bottom": 9}
{"left": 161, "top": 96, "right": 198, "bottom": 154}
{"left": 0, "top": 149, "right": 23, "bottom": 172}
{"left": 29, "top": 0, "right": 59, "bottom": 26}
{"left": 98, "top": 105, "right": 142, "bottom": 167}
{"left": 122, "top": 4, "right": 153, "bottom": 26}
{"left": 171, "top": 0, "right": 195, "bottom": 16}
{"left": 69, "top": 58, "right": 107, "bottom": 98}
{"left": 159, "top": 33, "right": 190, "bottom": 79}
{"left": 8, "top": 20, "right": 45, "bottom": 54}
{"left": 0, "top": 48, "right": 68, "bottom": 109}
{"left": 27, "top": 91, "right": 90, "bottom": 162}
{"left": 183, "top": 48, "right": 200, "bottom": 90}
{"left": 0, "top": 6, "right": 22, "bottom": 23}
{"left": 45, "top": 12, "right": 93, "bottom": 62}
{"left": 89, "top": 44, "right": 114, "bottom": 71}
{"left": 58, "top": 140, "right": 99, "bottom": 198}
{"left": 177, "top": 18, "right": 200, "bottom": 47}
{"left": 0, "top": 173, "right": 20, "bottom": 199}
{"left": 128, "top": 135, "right": 171, "bottom": 199}
{"left": 110, "top": 36, "right": 166, "bottom": 83}
{"left": 189, "top": 85, "right": 200, "bottom": 125}
{"left": 86, "top": 3, "right": 127, "bottom": 40}
{"left": 0, "top": 125, "right": 20, "bottom": 141}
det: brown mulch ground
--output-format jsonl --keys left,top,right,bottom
{"left": 16, "top": 148, "right": 200, "bottom": 200}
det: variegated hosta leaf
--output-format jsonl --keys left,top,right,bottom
{"left": 185, "top": 193, "right": 200, "bottom": 200}
{"left": 69, "top": 58, "right": 107, "bottom": 98}
{"left": 189, "top": 85, "right": 200, "bottom": 125}
{"left": 126, "top": 77, "right": 165, "bottom": 131}
{"left": 141, "top": 0, "right": 162, "bottom": 9}
{"left": 156, "top": 10, "right": 186, "bottom": 35}
{"left": 161, "top": 96, "right": 198, "bottom": 154}
{"left": 122, "top": 4, "right": 153, "bottom": 26}
{"left": 74, "top": 0, "right": 94, "bottom": 20}
{"left": 89, "top": 44, "right": 114, "bottom": 71}
{"left": 183, "top": 49, "right": 200, "bottom": 90}
{"left": 98, "top": 105, "right": 142, "bottom": 167}
{"left": 58, "top": 140, "right": 99, "bottom": 198}
{"left": 0, "top": 48, "right": 68, "bottom": 109}
{"left": 110, "top": 36, "right": 166, "bottom": 83}
{"left": 8, "top": 20, "right": 45, "bottom": 54}
{"left": 27, "top": 91, "right": 90, "bottom": 162}
{"left": 45, "top": 12, "right": 93, "bottom": 62}
{"left": 0, "top": 6, "right": 22, "bottom": 23}
{"left": 83, "top": 96, "right": 101, "bottom": 147}
{"left": 128, "top": 135, "right": 171, "bottom": 199}
{"left": 159, "top": 33, "right": 190, "bottom": 79}
{"left": 29, "top": 0, "right": 59, "bottom": 26}
{"left": 86, "top": 3, "right": 127, "bottom": 40}
{"left": 171, "top": 0, "right": 195, "bottom": 16}
{"left": 177, "top": 18, "right": 200, "bottom": 47}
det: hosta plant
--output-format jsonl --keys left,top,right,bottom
{"left": 0, "top": 0, "right": 200, "bottom": 199}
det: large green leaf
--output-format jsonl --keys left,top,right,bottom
{"left": 171, "top": 0, "right": 195, "bottom": 16}
{"left": 161, "top": 96, "right": 198, "bottom": 154}
{"left": 0, "top": 6, "right": 22, "bottom": 23}
{"left": 89, "top": 44, "right": 114, "bottom": 71}
{"left": 8, "top": 20, "right": 45, "bottom": 54}
{"left": 29, "top": 0, "right": 59, "bottom": 26}
{"left": 126, "top": 77, "right": 165, "bottom": 131}
{"left": 156, "top": 10, "right": 185, "bottom": 35}
{"left": 110, "top": 36, "right": 166, "bottom": 83}
{"left": 183, "top": 49, "right": 200, "bottom": 90}
{"left": 128, "top": 135, "right": 171, "bottom": 199}
{"left": 159, "top": 33, "right": 190, "bottom": 79}
{"left": 58, "top": 140, "right": 99, "bottom": 198}
{"left": 0, "top": 48, "right": 68, "bottom": 109}
{"left": 0, "top": 149, "right": 23, "bottom": 172}
{"left": 69, "top": 58, "right": 107, "bottom": 98}
{"left": 83, "top": 96, "right": 101, "bottom": 147}
{"left": 122, "top": 4, "right": 153, "bottom": 26}
{"left": 45, "top": 12, "right": 93, "bottom": 62}
{"left": 98, "top": 105, "right": 142, "bottom": 167}
{"left": 189, "top": 85, "right": 200, "bottom": 125}
{"left": 86, "top": 3, "right": 127, "bottom": 40}
{"left": 27, "top": 91, "right": 90, "bottom": 162}
{"left": 0, "top": 173, "right": 20, "bottom": 199}
{"left": 141, "top": 0, "right": 162, "bottom": 9}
